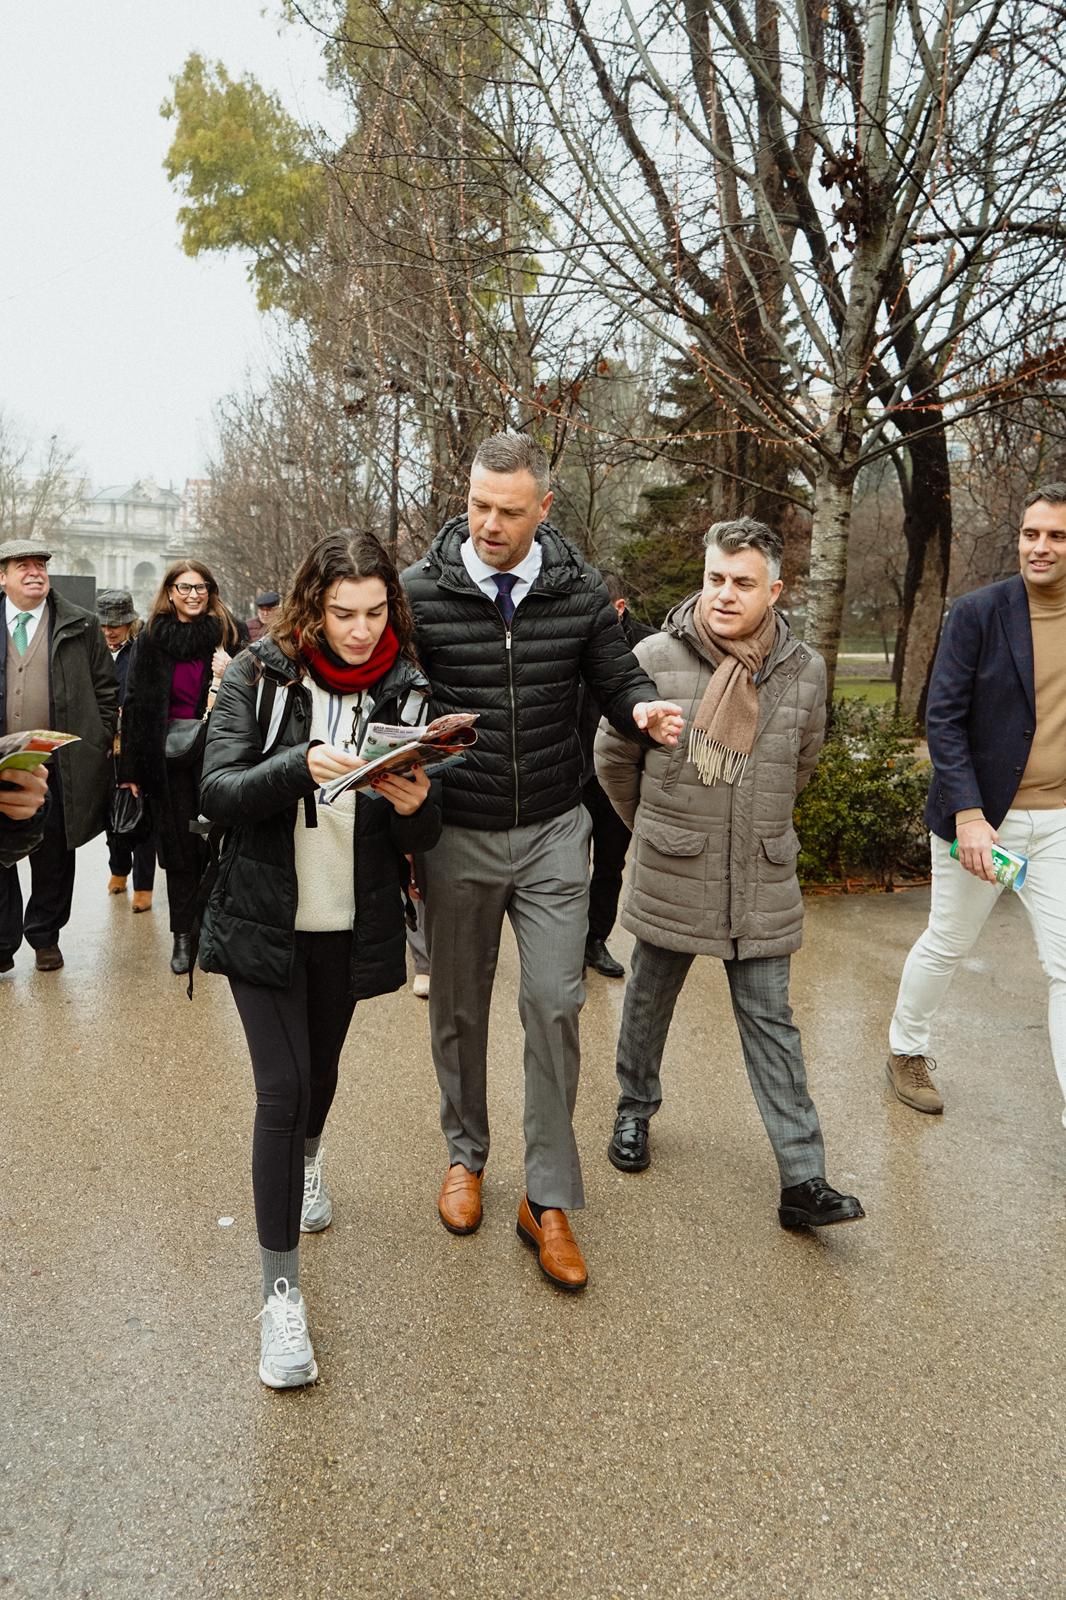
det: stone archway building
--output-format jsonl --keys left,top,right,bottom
{"left": 47, "top": 478, "right": 207, "bottom": 617}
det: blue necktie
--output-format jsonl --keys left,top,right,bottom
{"left": 492, "top": 573, "right": 518, "bottom": 627}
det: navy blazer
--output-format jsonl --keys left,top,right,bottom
{"left": 924, "top": 574, "right": 1036, "bottom": 841}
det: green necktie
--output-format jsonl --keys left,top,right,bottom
{"left": 12, "top": 612, "right": 32, "bottom": 656}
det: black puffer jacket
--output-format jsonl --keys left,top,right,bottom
{"left": 402, "top": 519, "right": 657, "bottom": 828}
{"left": 197, "top": 638, "right": 442, "bottom": 995}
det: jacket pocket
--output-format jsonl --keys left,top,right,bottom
{"left": 635, "top": 815, "right": 707, "bottom": 857}
{"left": 759, "top": 827, "right": 800, "bottom": 867}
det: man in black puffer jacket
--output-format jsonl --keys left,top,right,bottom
{"left": 403, "top": 432, "right": 682, "bottom": 1291}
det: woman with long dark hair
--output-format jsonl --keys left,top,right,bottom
{"left": 121, "top": 559, "right": 239, "bottom": 973}
{"left": 197, "top": 531, "right": 442, "bottom": 1389}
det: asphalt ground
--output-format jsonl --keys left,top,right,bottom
{"left": 2, "top": 837, "right": 1063, "bottom": 1599}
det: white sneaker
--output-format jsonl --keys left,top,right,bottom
{"left": 412, "top": 973, "right": 430, "bottom": 999}
{"left": 300, "top": 1147, "right": 333, "bottom": 1233}
{"left": 257, "top": 1278, "right": 318, "bottom": 1389}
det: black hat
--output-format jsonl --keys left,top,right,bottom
{"left": 255, "top": 590, "right": 281, "bottom": 609}
{"left": 96, "top": 588, "right": 137, "bottom": 626}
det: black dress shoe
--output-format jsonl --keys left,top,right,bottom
{"left": 584, "top": 938, "right": 625, "bottom": 978}
{"left": 778, "top": 1177, "right": 865, "bottom": 1229}
{"left": 170, "top": 933, "right": 192, "bottom": 975}
{"left": 608, "top": 1114, "right": 650, "bottom": 1172}
{"left": 34, "top": 944, "right": 64, "bottom": 972}
{"left": 0, "top": 952, "right": 14, "bottom": 974}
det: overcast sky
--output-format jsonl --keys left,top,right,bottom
{"left": 0, "top": 1, "right": 343, "bottom": 491}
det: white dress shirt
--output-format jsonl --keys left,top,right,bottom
{"left": 460, "top": 536, "right": 543, "bottom": 611}
{"left": 5, "top": 598, "right": 46, "bottom": 649}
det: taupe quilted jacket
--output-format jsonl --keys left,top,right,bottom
{"left": 594, "top": 594, "right": 825, "bottom": 959}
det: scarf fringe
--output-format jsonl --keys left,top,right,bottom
{"left": 688, "top": 726, "right": 749, "bottom": 787}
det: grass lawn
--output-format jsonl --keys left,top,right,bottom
{"left": 834, "top": 677, "right": 896, "bottom": 705}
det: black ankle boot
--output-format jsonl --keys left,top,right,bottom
{"left": 170, "top": 933, "right": 192, "bottom": 975}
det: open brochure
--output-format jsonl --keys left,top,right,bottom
{"left": 0, "top": 729, "right": 80, "bottom": 773}
{"left": 318, "top": 713, "right": 478, "bottom": 806}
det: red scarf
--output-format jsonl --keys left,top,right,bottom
{"left": 299, "top": 623, "right": 401, "bottom": 692}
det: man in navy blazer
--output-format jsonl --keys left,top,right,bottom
{"left": 887, "top": 484, "right": 1066, "bottom": 1129}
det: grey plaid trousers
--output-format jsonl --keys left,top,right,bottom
{"left": 615, "top": 939, "right": 826, "bottom": 1185}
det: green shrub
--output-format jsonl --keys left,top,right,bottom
{"left": 794, "top": 700, "right": 930, "bottom": 889}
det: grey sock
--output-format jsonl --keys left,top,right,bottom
{"left": 304, "top": 1135, "right": 322, "bottom": 1162}
{"left": 261, "top": 1247, "right": 299, "bottom": 1300}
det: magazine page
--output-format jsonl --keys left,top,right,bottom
{"left": 0, "top": 729, "right": 80, "bottom": 773}
{"left": 319, "top": 713, "right": 478, "bottom": 805}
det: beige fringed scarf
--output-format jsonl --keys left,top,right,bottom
{"left": 688, "top": 602, "right": 777, "bottom": 785}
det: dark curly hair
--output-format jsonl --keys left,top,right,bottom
{"left": 272, "top": 531, "right": 417, "bottom": 665}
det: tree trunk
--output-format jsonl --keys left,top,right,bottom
{"left": 893, "top": 425, "right": 952, "bottom": 723}
{"left": 805, "top": 451, "right": 860, "bottom": 701}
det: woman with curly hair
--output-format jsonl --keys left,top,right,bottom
{"left": 120, "top": 559, "right": 239, "bottom": 973}
{"left": 197, "top": 531, "right": 442, "bottom": 1389}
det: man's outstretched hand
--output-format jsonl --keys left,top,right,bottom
{"left": 633, "top": 701, "right": 684, "bottom": 748}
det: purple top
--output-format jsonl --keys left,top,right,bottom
{"left": 169, "top": 658, "right": 208, "bottom": 719}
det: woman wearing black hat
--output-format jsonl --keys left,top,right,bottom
{"left": 120, "top": 560, "right": 240, "bottom": 972}
{"left": 97, "top": 588, "right": 156, "bottom": 912}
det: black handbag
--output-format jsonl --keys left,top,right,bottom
{"left": 165, "top": 716, "right": 208, "bottom": 768}
{"left": 109, "top": 783, "right": 152, "bottom": 843}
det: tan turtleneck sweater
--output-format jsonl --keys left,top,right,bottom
{"left": 1013, "top": 575, "right": 1066, "bottom": 809}
{"left": 956, "top": 573, "right": 1066, "bottom": 826}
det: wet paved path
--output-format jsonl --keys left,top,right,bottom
{"left": 3, "top": 838, "right": 1063, "bottom": 1598}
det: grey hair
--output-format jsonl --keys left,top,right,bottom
{"left": 1023, "top": 483, "right": 1066, "bottom": 511}
{"left": 472, "top": 432, "right": 550, "bottom": 496}
{"left": 703, "top": 517, "right": 783, "bottom": 582}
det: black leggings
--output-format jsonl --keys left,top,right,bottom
{"left": 229, "top": 931, "right": 356, "bottom": 1252}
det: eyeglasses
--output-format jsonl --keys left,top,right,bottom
{"left": 173, "top": 582, "right": 209, "bottom": 596}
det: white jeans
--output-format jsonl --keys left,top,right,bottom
{"left": 889, "top": 809, "right": 1066, "bottom": 1126}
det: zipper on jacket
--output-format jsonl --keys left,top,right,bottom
{"left": 505, "top": 624, "right": 520, "bottom": 826}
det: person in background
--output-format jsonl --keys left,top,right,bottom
{"left": 887, "top": 483, "right": 1066, "bottom": 1129}
{"left": 120, "top": 560, "right": 239, "bottom": 974}
{"left": 97, "top": 589, "right": 156, "bottom": 913}
{"left": 0, "top": 537, "right": 117, "bottom": 973}
{"left": 199, "top": 532, "right": 442, "bottom": 1389}
{"left": 595, "top": 517, "right": 865, "bottom": 1232}
{"left": 406, "top": 893, "right": 431, "bottom": 998}
{"left": 580, "top": 571, "right": 657, "bottom": 979}
{"left": 245, "top": 590, "right": 281, "bottom": 643}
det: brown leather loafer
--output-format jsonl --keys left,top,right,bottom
{"left": 34, "top": 945, "right": 64, "bottom": 972}
{"left": 107, "top": 875, "right": 128, "bottom": 895}
{"left": 438, "top": 1164, "right": 483, "bottom": 1235}
{"left": 131, "top": 890, "right": 153, "bottom": 913}
{"left": 516, "top": 1196, "right": 588, "bottom": 1291}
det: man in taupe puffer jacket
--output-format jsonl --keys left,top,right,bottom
{"left": 594, "top": 517, "right": 865, "bottom": 1231}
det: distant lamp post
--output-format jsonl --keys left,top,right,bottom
{"left": 385, "top": 374, "right": 407, "bottom": 564}
{"left": 341, "top": 365, "right": 368, "bottom": 521}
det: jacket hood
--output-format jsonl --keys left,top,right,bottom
{"left": 664, "top": 591, "right": 795, "bottom": 673}
{"left": 421, "top": 515, "right": 587, "bottom": 594}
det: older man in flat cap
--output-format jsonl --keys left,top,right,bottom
{"left": 0, "top": 539, "right": 117, "bottom": 972}
{"left": 245, "top": 590, "right": 281, "bottom": 643}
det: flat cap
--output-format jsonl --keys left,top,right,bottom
{"left": 0, "top": 537, "right": 52, "bottom": 563}
{"left": 255, "top": 590, "right": 281, "bottom": 609}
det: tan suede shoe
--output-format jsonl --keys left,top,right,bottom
{"left": 516, "top": 1196, "right": 588, "bottom": 1291}
{"left": 886, "top": 1053, "right": 944, "bottom": 1114}
{"left": 131, "top": 890, "right": 153, "bottom": 913}
{"left": 107, "top": 875, "right": 128, "bottom": 895}
{"left": 438, "top": 1164, "right": 483, "bottom": 1235}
